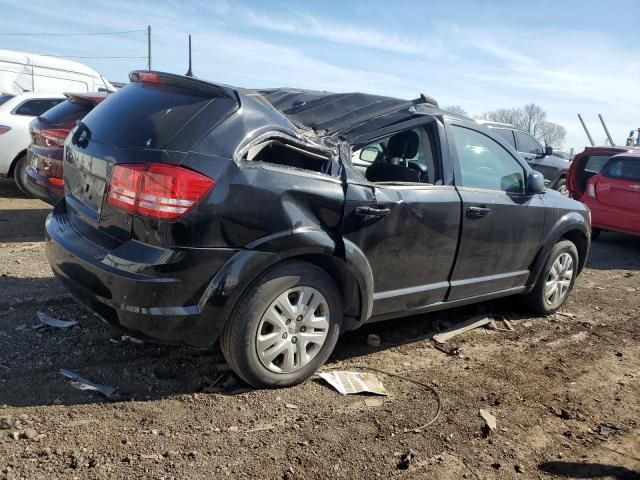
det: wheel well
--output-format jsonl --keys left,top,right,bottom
{"left": 294, "top": 254, "right": 362, "bottom": 328}
{"left": 7, "top": 149, "right": 27, "bottom": 178}
{"left": 561, "top": 229, "right": 588, "bottom": 273}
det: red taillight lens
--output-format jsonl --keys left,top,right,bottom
{"left": 48, "top": 177, "right": 64, "bottom": 187}
{"left": 137, "top": 72, "right": 161, "bottom": 85}
{"left": 0, "top": 125, "right": 11, "bottom": 135}
{"left": 107, "top": 164, "right": 215, "bottom": 221}
{"left": 41, "top": 127, "right": 72, "bottom": 146}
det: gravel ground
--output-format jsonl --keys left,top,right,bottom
{"left": 0, "top": 178, "right": 638, "bottom": 479}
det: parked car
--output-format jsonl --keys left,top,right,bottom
{"left": 0, "top": 93, "right": 66, "bottom": 193}
{"left": 479, "top": 121, "right": 571, "bottom": 195}
{"left": 578, "top": 151, "right": 640, "bottom": 239}
{"left": 566, "top": 146, "right": 638, "bottom": 200}
{"left": 46, "top": 71, "right": 591, "bottom": 388}
{"left": 0, "top": 49, "right": 115, "bottom": 94}
{"left": 25, "top": 92, "right": 108, "bottom": 205}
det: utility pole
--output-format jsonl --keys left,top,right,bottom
{"left": 147, "top": 25, "right": 152, "bottom": 70}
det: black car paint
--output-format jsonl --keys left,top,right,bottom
{"left": 45, "top": 72, "right": 590, "bottom": 348}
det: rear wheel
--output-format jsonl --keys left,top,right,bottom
{"left": 524, "top": 240, "right": 578, "bottom": 315}
{"left": 220, "top": 261, "right": 342, "bottom": 388}
{"left": 13, "top": 154, "right": 32, "bottom": 197}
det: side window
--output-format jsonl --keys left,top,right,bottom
{"left": 351, "top": 126, "right": 440, "bottom": 184}
{"left": 450, "top": 125, "right": 525, "bottom": 193}
{"left": 13, "top": 99, "right": 64, "bottom": 117}
{"left": 492, "top": 128, "right": 516, "bottom": 149}
{"left": 515, "top": 131, "right": 543, "bottom": 156}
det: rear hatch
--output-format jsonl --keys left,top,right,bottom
{"left": 30, "top": 93, "right": 106, "bottom": 182}
{"left": 63, "top": 71, "right": 239, "bottom": 246}
{"left": 595, "top": 156, "right": 640, "bottom": 214}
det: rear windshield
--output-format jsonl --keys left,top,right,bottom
{"left": 0, "top": 94, "right": 14, "bottom": 107}
{"left": 80, "top": 82, "right": 213, "bottom": 149}
{"left": 584, "top": 155, "right": 611, "bottom": 173}
{"left": 39, "top": 98, "right": 93, "bottom": 124}
{"left": 602, "top": 158, "right": 640, "bottom": 182}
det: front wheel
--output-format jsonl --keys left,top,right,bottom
{"left": 220, "top": 261, "right": 342, "bottom": 388}
{"left": 524, "top": 240, "right": 579, "bottom": 315}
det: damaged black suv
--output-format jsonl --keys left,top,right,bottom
{"left": 46, "top": 71, "right": 591, "bottom": 387}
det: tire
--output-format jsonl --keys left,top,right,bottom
{"left": 12, "top": 154, "right": 32, "bottom": 197}
{"left": 523, "top": 240, "right": 579, "bottom": 315}
{"left": 591, "top": 228, "right": 601, "bottom": 240}
{"left": 220, "top": 261, "right": 342, "bottom": 388}
{"left": 555, "top": 178, "right": 569, "bottom": 197}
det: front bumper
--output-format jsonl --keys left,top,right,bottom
{"left": 45, "top": 201, "right": 242, "bottom": 348}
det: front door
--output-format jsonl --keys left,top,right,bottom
{"left": 342, "top": 120, "right": 461, "bottom": 319}
{"left": 447, "top": 123, "right": 546, "bottom": 300}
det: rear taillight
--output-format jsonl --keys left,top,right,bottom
{"left": 586, "top": 182, "right": 597, "bottom": 199}
{"left": 41, "top": 127, "right": 72, "bottom": 146}
{"left": 137, "top": 72, "right": 162, "bottom": 85}
{"left": 0, "top": 125, "right": 10, "bottom": 135}
{"left": 107, "top": 164, "right": 215, "bottom": 221}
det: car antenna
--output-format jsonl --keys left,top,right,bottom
{"left": 598, "top": 114, "right": 615, "bottom": 147}
{"left": 577, "top": 114, "right": 595, "bottom": 147}
{"left": 186, "top": 34, "right": 194, "bottom": 77}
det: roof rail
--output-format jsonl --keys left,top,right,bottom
{"left": 475, "top": 119, "right": 514, "bottom": 128}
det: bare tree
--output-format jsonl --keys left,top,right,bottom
{"left": 521, "top": 103, "right": 547, "bottom": 137}
{"left": 443, "top": 105, "right": 468, "bottom": 117}
{"left": 538, "top": 121, "right": 567, "bottom": 148}
{"left": 479, "top": 108, "right": 525, "bottom": 129}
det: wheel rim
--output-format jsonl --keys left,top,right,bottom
{"left": 256, "top": 286, "right": 330, "bottom": 374}
{"left": 558, "top": 184, "right": 569, "bottom": 197}
{"left": 544, "top": 252, "right": 574, "bottom": 306}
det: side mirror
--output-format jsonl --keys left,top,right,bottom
{"left": 526, "top": 170, "right": 545, "bottom": 194}
{"left": 545, "top": 145, "right": 553, "bottom": 156}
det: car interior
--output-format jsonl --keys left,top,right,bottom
{"left": 351, "top": 126, "right": 440, "bottom": 184}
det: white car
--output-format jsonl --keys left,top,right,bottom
{"left": 0, "top": 93, "right": 65, "bottom": 193}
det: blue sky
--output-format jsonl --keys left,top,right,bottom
{"left": 1, "top": 0, "right": 638, "bottom": 151}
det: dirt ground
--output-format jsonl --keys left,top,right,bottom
{"left": 0, "top": 177, "right": 638, "bottom": 480}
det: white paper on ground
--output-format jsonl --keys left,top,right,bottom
{"left": 319, "top": 371, "right": 388, "bottom": 396}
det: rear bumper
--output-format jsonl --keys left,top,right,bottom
{"left": 45, "top": 200, "right": 247, "bottom": 348}
{"left": 25, "top": 165, "right": 63, "bottom": 206}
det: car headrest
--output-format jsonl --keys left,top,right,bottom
{"left": 386, "top": 130, "right": 419, "bottom": 159}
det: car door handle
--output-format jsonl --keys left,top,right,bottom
{"left": 466, "top": 206, "right": 491, "bottom": 219}
{"left": 356, "top": 206, "right": 391, "bottom": 217}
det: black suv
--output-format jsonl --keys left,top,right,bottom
{"left": 46, "top": 72, "right": 591, "bottom": 388}
{"left": 480, "top": 121, "right": 571, "bottom": 196}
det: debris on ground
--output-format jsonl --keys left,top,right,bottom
{"left": 480, "top": 409, "right": 497, "bottom": 436}
{"left": 432, "top": 315, "right": 493, "bottom": 344}
{"left": 37, "top": 310, "right": 79, "bottom": 329}
{"left": 397, "top": 449, "right": 416, "bottom": 470}
{"left": 200, "top": 373, "right": 248, "bottom": 394}
{"left": 364, "top": 397, "right": 384, "bottom": 407}
{"left": 285, "top": 403, "right": 299, "bottom": 410}
{"left": 367, "top": 333, "right": 381, "bottom": 347}
{"left": 433, "top": 342, "right": 460, "bottom": 356}
{"left": 120, "top": 335, "right": 143, "bottom": 344}
{"left": 59, "top": 369, "right": 118, "bottom": 399}
{"left": 318, "top": 371, "right": 388, "bottom": 395}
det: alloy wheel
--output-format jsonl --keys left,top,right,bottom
{"left": 256, "top": 286, "right": 330, "bottom": 373}
{"left": 544, "top": 252, "right": 574, "bottom": 306}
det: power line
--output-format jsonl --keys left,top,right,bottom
{"left": 0, "top": 29, "right": 146, "bottom": 36}
{"left": 41, "top": 55, "right": 147, "bottom": 59}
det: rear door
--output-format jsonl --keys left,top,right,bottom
{"left": 342, "top": 118, "right": 461, "bottom": 319}
{"left": 447, "top": 122, "right": 545, "bottom": 300}
{"left": 593, "top": 157, "right": 640, "bottom": 232}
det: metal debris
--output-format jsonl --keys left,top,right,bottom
{"left": 37, "top": 311, "right": 79, "bottom": 329}
{"left": 397, "top": 449, "right": 416, "bottom": 470}
{"left": 59, "top": 369, "right": 118, "bottom": 399}
{"left": 480, "top": 409, "right": 497, "bottom": 432}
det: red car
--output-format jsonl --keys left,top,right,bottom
{"left": 25, "top": 92, "right": 107, "bottom": 205}
{"left": 574, "top": 151, "right": 640, "bottom": 239}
